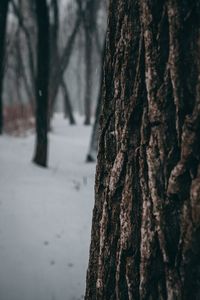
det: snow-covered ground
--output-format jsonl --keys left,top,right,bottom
{"left": 0, "top": 114, "right": 95, "bottom": 300}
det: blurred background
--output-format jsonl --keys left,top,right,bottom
{"left": 0, "top": 0, "right": 107, "bottom": 299}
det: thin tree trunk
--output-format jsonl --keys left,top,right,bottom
{"left": 33, "top": 0, "right": 49, "bottom": 167}
{"left": 15, "top": 28, "right": 22, "bottom": 105}
{"left": 84, "top": 27, "right": 92, "bottom": 125}
{"left": 86, "top": 42, "right": 105, "bottom": 162}
{"left": 11, "top": 0, "right": 36, "bottom": 99}
{"left": 17, "top": 37, "right": 35, "bottom": 111}
{"left": 61, "top": 79, "right": 76, "bottom": 125}
{"left": 86, "top": 89, "right": 101, "bottom": 162}
{"left": 85, "top": 1, "right": 200, "bottom": 299}
{"left": 0, "top": 0, "right": 9, "bottom": 134}
{"left": 82, "top": 0, "right": 99, "bottom": 125}
{"left": 77, "top": 30, "right": 84, "bottom": 115}
{"left": 48, "top": 0, "right": 59, "bottom": 122}
{"left": 49, "top": 14, "right": 81, "bottom": 117}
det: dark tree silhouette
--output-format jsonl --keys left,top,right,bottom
{"left": 0, "top": 0, "right": 9, "bottom": 134}
{"left": 61, "top": 79, "right": 76, "bottom": 125}
{"left": 76, "top": 0, "right": 101, "bottom": 125}
{"left": 86, "top": 0, "right": 200, "bottom": 299}
{"left": 33, "top": 0, "right": 50, "bottom": 167}
{"left": 83, "top": 0, "right": 100, "bottom": 125}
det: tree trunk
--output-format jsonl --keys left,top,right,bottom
{"left": 49, "top": 14, "right": 81, "bottom": 118}
{"left": 61, "top": 79, "right": 76, "bottom": 125}
{"left": 0, "top": 0, "right": 9, "bottom": 134}
{"left": 86, "top": 89, "right": 101, "bottom": 162}
{"left": 82, "top": 0, "right": 100, "bottom": 125}
{"left": 85, "top": 1, "right": 200, "bottom": 299}
{"left": 84, "top": 26, "right": 92, "bottom": 125}
{"left": 48, "top": 0, "right": 59, "bottom": 123}
{"left": 33, "top": 0, "right": 49, "bottom": 167}
{"left": 11, "top": 0, "right": 36, "bottom": 104}
{"left": 86, "top": 43, "right": 105, "bottom": 162}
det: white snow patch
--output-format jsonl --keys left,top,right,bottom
{"left": 0, "top": 114, "right": 95, "bottom": 300}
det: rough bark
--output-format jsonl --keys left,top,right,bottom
{"left": 0, "top": 0, "right": 9, "bottom": 134}
{"left": 33, "top": 0, "right": 49, "bottom": 167}
{"left": 85, "top": 0, "right": 200, "bottom": 299}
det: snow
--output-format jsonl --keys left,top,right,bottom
{"left": 0, "top": 114, "right": 95, "bottom": 300}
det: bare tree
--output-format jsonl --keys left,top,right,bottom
{"left": 61, "top": 79, "right": 75, "bottom": 124}
{"left": 86, "top": 0, "right": 200, "bottom": 299}
{"left": 49, "top": 0, "right": 76, "bottom": 125}
{"left": 33, "top": 0, "right": 49, "bottom": 167}
{"left": 11, "top": 0, "right": 36, "bottom": 107}
{"left": 77, "top": 0, "right": 101, "bottom": 125}
{"left": 49, "top": 3, "right": 82, "bottom": 119}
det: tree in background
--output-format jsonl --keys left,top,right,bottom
{"left": 10, "top": 0, "right": 36, "bottom": 111}
{"left": 86, "top": 0, "right": 200, "bottom": 298}
{"left": 48, "top": 1, "right": 82, "bottom": 122}
{"left": 86, "top": 41, "right": 105, "bottom": 162}
{"left": 49, "top": 0, "right": 76, "bottom": 125}
{"left": 83, "top": 0, "right": 99, "bottom": 125}
{"left": 1, "top": 0, "right": 107, "bottom": 167}
{"left": 3, "top": 0, "right": 106, "bottom": 131}
{"left": 0, "top": 0, "right": 9, "bottom": 134}
{"left": 76, "top": 0, "right": 105, "bottom": 126}
{"left": 33, "top": 0, "right": 49, "bottom": 167}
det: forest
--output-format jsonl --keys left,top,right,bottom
{"left": 0, "top": 0, "right": 200, "bottom": 300}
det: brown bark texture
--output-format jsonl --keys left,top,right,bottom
{"left": 85, "top": 0, "right": 200, "bottom": 299}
